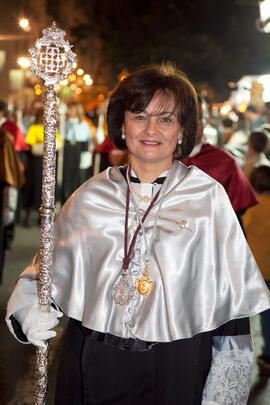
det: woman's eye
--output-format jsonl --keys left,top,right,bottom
{"left": 134, "top": 115, "right": 146, "bottom": 121}
{"left": 160, "top": 116, "right": 172, "bottom": 124}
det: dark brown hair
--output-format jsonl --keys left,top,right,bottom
{"left": 34, "top": 108, "right": 44, "bottom": 125}
{"left": 250, "top": 165, "right": 270, "bottom": 194}
{"left": 107, "top": 63, "right": 198, "bottom": 159}
{"left": 249, "top": 131, "right": 268, "bottom": 153}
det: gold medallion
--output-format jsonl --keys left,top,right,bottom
{"left": 136, "top": 276, "right": 154, "bottom": 296}
{"left": 136, "top": 259, "right": 154, "bottom": 296}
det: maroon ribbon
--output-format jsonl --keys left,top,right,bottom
{"left": 123, "top": 166, "right": 160, "bottom": 271}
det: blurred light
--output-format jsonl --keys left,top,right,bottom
{"left": 257, "top": 75, "right": 270, "bottom": 102}
{"left": 35, "top": 89, "right": 42, "bottom": 96}
{"left": 239, "top": 103, "right": 247, "bottom": 113}
{"left": 70, "top": 83, "right": 76, "bottom": 90}
{"left": 19, "top": 18, "right": 30, "bottom": 31}
{"left": 76, "top": 88, "right": 82, "bottom": 94}
{"left": 228, "top": 81, "right": 236, "bottom": 88}
{"left": 77, "top": 68, "right": 84, "bottom": 76}
{"left": 73, "top": 62, "right": 77, "bottom": 69}
{"left": 258, "top": 0, "right": 270, "bottom": 32}
{"left": 0, "top": 51, "right": 6, "bottom": 75}
{"left": 60, "top": 79, "right": 68, "bottom": 86}
{"left": 120, "top": 74, "right": 127, "bottom": 81}
{"left": 17, "top": 56, "right": 31, "bottom": 69}
{"left": 260, "top": 0, "right": 270, "bottom": 22}
{"left": 98, "top": 94, "right": 105, "bottom": 101}
{"left": 9, "top": 69, "right": 24, "bottom": 90}
{"left": 220, "top": 104, "right": 232, "bottom": 116}
{"left": 34, "top": 84, "right": 40, "bottom": 89}
{"left": 83, "top": 74, "right": 93, "bottom": 86}
{"left": 69, "top": 74, "right": 76, "bottom": 82}
{"left": 77, "top": 78, "right": 83, "bottom": 86}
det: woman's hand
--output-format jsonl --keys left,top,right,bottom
{"left": 15, "top": 304, "right": 63, "bottom": 348}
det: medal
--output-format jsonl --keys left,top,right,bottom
{"left": 112, "top": 274, "right": 134, "bottom": 305}
{"left": 112, "top": 165, "right": 171, "bottom": 306}
{"left": 136, "top": 260, "right": 154, "bottom": 296}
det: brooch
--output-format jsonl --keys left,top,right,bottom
{"left": 176, "top": 219, "right": 192, "bottom": 232}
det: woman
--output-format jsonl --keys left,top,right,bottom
{"left": 61, "top": 102, "right": 94, "bottom": 203}
{"left": 6, "top": 64, "right": 270, "bottom": 404}
{"left": 243, "top": 165, "right": 270, "bottom": 376}
{"left": 0, "top": 128, "right": 25, "bottom": 281}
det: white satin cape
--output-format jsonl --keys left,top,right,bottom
{"left": 7, "top": 160, "right": 270, "bottom": 342}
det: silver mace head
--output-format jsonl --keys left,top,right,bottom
{"left": 29, "top": 21, "right": 77, "bottom": 86}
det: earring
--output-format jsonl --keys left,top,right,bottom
{"left": 178, "top": 138, "right": 182, "bottom": 145}
{"left": 121, "top": 132, "right": 126, "bottom": 140}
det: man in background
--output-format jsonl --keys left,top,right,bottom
{"left": 181, "top": 95, "right": 258, "bottom": 226}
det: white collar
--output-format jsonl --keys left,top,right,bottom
{"left": 130, "top": 168, "right": 169, "bottom": 183}
{"left": 0, "top": 117, "right": 7, "bottom": 126}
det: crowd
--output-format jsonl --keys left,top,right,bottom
{"left": 0, "top": 98, "right": 129, "bottom": 277}
{"left": 2, "top": 64, "right": 270, "bottom": 403}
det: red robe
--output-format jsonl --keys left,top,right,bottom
{"left": 181, "top": 143, "right": 257, "bottom": 213}
{"left": 95, "top": 136, "right": 117, "bottom": 154}
{"left": 1, "top": 120, "right": 29, "bottom": 152}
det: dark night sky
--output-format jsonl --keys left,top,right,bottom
{"left": 59, "top": 0, "right": 270, "bottom": 99}
{"left": 2, "top": 0, "right": 270, "bottom": 99}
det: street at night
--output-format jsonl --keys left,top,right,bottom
{"left": 1, "top": 1, "right": 270, "bottom": 404}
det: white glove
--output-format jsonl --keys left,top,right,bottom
{"left": 15, "top": 304, "right": 63, "bottom": 348}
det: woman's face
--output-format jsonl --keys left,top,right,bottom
{"left": 68, "top": 105, "right": 77, "bottom": 118}
{"left": 123, "top": 92, "right": 181, "bottom": 169}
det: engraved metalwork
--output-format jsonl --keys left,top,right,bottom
{"left": 130, "top": 185, "right": 151, "bottom": 203}
{"left": 136, "top": 260, "right": 154, "bottom": 296}
{"left": 112, "top": 274, "right": 134, "bottom": 305}
{"left": 29, "top": 21, "right": 76, "bottom": 86}
{"left": 29, "top": 22, "right": 76, "bottom": 405}
{"left": 35, "top": 344, "right": 49, "bottom": 404}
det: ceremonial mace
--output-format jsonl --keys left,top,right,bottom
{"left": 29, "top": 22, "right": 76, "bottom": 404}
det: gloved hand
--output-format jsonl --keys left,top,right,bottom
{"left": 14, "top": 304, "right": 63, "bottom": 348}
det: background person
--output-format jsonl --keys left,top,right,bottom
{"left": 245, "top": 104, "right": 267, "bottom": 133}
{"left": 6, "top": 64, "right": 270, "bottom": 405}
{"left": 244, "top": 131, "right": 270, "bottom": 179}
{"left": 243, "top": 165, "right": 270, "bottom": 376}
{"left": 0, "top": 128, "right": 25, "bottom": 282}
{"left": 182, "top": 95, "right": 258, "bottom": 228}
{"left": 61, "top": 102, "right": 93, "bottom": 204}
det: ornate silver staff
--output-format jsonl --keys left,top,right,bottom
{"left": 29, "top": 22, "right": 76, "bottom": 404}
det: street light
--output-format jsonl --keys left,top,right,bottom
{"left": 77, "top": 68, "right": 84, "bottom": 76}
{"left": 257, "top": 0, "right": 270, "bottom": 33}
{"left": 17, "top": 56, "right": 31, "bottom": 69}
{"left": 83, "top": 74, "right": 93, "bottom": 85}
{"left": 19, "top": 17, "right": 31, "bottom": 32}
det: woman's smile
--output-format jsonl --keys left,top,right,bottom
{"left": 123, "top": 91, "right": 181, "bottom": 177}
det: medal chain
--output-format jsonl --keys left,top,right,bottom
{"left": 122, "top": 166, "right": 160, "bottom": 272}
{"left": 130, "top": 185, "right": 152, "bottom": 203}
{"left": 125, "top": 165, "right": 172, "bottom": 287}
{"left": 113, "top": 165, "right": 172, "bottom": 305}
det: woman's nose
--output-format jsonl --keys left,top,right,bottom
{"left": 145, "top": 117, "right": 157, "bottom": 136}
